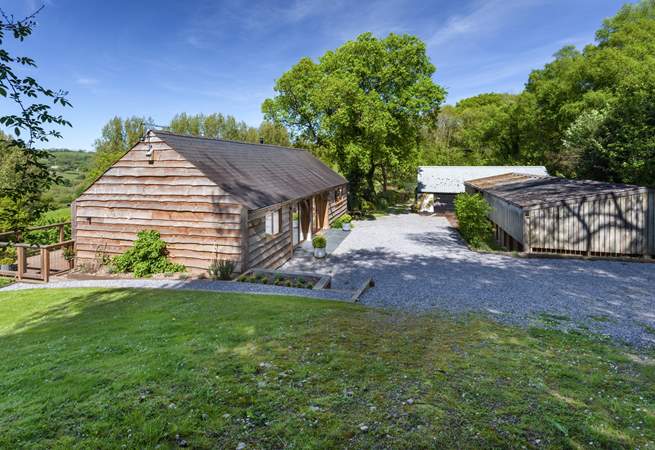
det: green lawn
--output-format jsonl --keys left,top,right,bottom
{"left": 0, "top": 288, "right": 653, "bottom": 449}
{"left": 0, "top": 277, "right": 13, "bottom": 288}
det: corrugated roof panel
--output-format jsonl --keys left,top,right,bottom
{"left": 465, "top": 173, "right": 647, "bottom": 209}
{"left": 417, "top": 166, "right": 548, "bottom": 193}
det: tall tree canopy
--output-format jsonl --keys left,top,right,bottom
{"left": 426, "top": 0, "right": 655, "bottom": 187}
{"left": 263, "top": 32, "right": 446, "bottom": 200}
{"left": 82, "top": 116, "right": 149, "bottom": 190}
{"left": 0, "top": 7, "right": 72, "bottom": 231}
{"left": 169, "top": 113, "right": 290, "bottom": 146}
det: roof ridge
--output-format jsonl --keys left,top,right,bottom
{"left": 150, "top": 129, "right": 307, "bottom": 153}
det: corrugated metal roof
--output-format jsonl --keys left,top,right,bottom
{"left": 152, "top": 130, "right": 347, "bottom": 210}
{"left": 417, "top": 166, "right": 548, "bottom": 193}
{"left": 465, "top": 173, "right": 648, "bottom": 209}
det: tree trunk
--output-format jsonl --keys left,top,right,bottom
{"left": 364, "top": 164, "right": 376, "bottom": 201}
{"left": 382, "top": 165, "right": 388, "bottom": 193}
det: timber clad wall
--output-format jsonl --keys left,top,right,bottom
{"left": 649, "top": 191, "right": 655, "bottom": 255}
{"left": 247, "top": 205, "right": 292, "bottom": 270}
{"left": 484, "top": 193, "right": 524, "bottom": 243}
{"left": 75, "top": 130, "right": 349, "bottom": 273}
{"left": 525, "top": 192, "right": 653, "bottom": 256}
{"left": 75, "top": 137, "right": 245, "bottom": 271}
{"left": 466, "top": 174, "right": 655, "bottom": 258}
{"left": 328, "top": 195, "right": 348, "bottom": 223}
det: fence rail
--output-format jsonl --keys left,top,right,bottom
{"left": 0, "top": 222, "right": 74, "bottom": 282}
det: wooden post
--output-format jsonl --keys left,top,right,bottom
{"left": 523, "top": 212, "right": 531, "bottom": 254}
{"left": 41, "top": 247, "right": 50, "bottom": 283}
{"left": 239, "top": 208, "right": 249, "bottom": 273}
{"left": 71, "top": 201, "right": 77, "bottom": 242}
{"left": 58, "top": 224, "right": 65, "bottom": 243}
{"left": 289, "top": 206, "right": 294, "bottom": 256}
{"left": 16, "top": 246, "right": 25, "bottom": 281}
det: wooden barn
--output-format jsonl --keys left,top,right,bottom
{"left": 73, "top": 130, "right": 348, "bottom": 272}
{"left": 465, "top": 173, "right": 655, "bottom": 258}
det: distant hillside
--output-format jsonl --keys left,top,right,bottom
{"left": 41, "top": 149, "right": 94, "bottom": 210}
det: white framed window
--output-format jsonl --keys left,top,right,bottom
{"left": 265, "top": 209, "right": 281, "bottom": 236}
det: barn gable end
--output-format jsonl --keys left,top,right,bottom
{"left": 74, "top": 135, "right": 246, "bottom": 271}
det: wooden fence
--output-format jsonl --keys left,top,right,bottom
{"left": 0, "top": 222, "right": 74, "bottom": 282}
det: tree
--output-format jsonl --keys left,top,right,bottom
{"left": 0, "top": 6, "right": 72, "bottom": 231}
{"left": 169, "top": 113, "right": 290, "bottom": 146}
{"left": 263, "top": 32, "right": 445, "bottom": 200}
{"left": 0, "top": 134, "right": 49, "bottom": 232}
{"left": 82, "top": 116, "right": 148, "bottom": 189}
{"left": 427, "top": 0, "right": 655, "bottom": 187}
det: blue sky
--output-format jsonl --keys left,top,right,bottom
{"left": 1, "top": 0, "right": 630, "bottom": 150}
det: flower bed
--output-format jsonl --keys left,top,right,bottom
{"left": 236, "top": 268, "right": 331, "bottom": 290}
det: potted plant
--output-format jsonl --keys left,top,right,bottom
{"left": 340, "top": 214, "right": 352, "bottom": 231}
{"left": 312, "top": 235, "right": 327, "bottom": 258}
{"left": 0, "top": 246, "right": 17, "bottom": 272}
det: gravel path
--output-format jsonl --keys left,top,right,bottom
{"left": 0, "top": 279, "right": 354, "bottom": 302}
{"left": 283, "top": 213, "right": 655, "bottom": 347}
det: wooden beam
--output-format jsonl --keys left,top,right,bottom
{"left": 41, "top": 248, "right": 50, "bottom": 283}
{"left": 16, "top": 246, "right": 25, "bottom": 281}
{"left": 240, "top": 207, "right": 249, "bottom": 273}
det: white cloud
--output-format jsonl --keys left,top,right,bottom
{"left": 75, "top": 77, "right": 99, "bottom": 86}
{"left": 182, "top": 0, "right": 345, "bottom": 48}
{"left": 428, "top": 0, "right": 545, "bottom": 48}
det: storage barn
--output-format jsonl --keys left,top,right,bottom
{"left": 416, "top": 165, "right": 548, "bottom": 213}
{"left": 73, "top": 130, "right": 348, "bottom": 273}
{"left": 465, "top": 173, "right": 655, "bottom": 258}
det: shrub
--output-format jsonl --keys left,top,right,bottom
{"left": 112, "top": 230, "right": 185, "bottom": 278}
{"left": 0, "top": 245, "right": 16, "bottom": 265}
{"left": 23, "top": 208, "right": 72, "bottom": 245}
{"left": 374, "top": 197, "right": 389, "bottom": 211}
{"left": 454, "top": 193, "right": 492, "bottom": 248}
{"left": 312, "top": 235, "right": 326, "bottom": 249}
{"left": 63, "top": 246, "right": 75, "bottom": 262}
{"left": 331, "top": 213, "right": 353, "bottom": 229}
{"left": 361, "top": 200, "right": 375, "bottom": 213}
{"left": 208, "top": 258, "right": 236, "bottom": 280}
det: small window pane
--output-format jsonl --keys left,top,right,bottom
{"left": 265, "top": 210, "right": 281, "bottom": 236}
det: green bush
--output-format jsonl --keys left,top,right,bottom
{"left": 23, "top": 208, "right": 72, "bottom": 245}
{"left": 374, "top": 197, "right": 389, "bottom": 211}
{"left": 112, "top": 230, "right": 185, "bottom": 278}
{"left": 454, "top": 193, "right": 492, "bottom": 248}
{"left": 331, "top": 213, "right": 353, "bottom": 229}
{"left": 208, "top": 258, "right": 236, "bottom": 280}
{"left": 0, "top": 245, "right": 16, "bottom": 265}
{"left": 312, "top": 235, "right": 326, "bottom": 249}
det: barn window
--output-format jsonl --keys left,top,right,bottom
{"left": 265, "top": 209, "right": 281, "bottom": 236}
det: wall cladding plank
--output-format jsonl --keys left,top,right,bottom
{"left": 75, "top": 141, "right": 246, "bottom": 271}
{"left": 247, "top": 204, "right": 292, "bottom": 269}
{"left": 517, "top": 192, "right": 651, "bottom": 257}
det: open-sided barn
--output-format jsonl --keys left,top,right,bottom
{"left": 73, "top": 130, "right": 348, "bottom": 273}
{"left": 465, "top": 173, "right": 655, "bottom": 258}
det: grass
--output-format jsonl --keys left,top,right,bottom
{"left": 0, "top": 277, "right": 13, "bottom": 288}
{"left": 0, "top": 288, "right": 653, "bottom": 448}
{"left": 37, "top": 207, "right": 71, "bottom": 223}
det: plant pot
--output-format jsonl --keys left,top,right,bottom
{"left": 1, "top": 264, "right": 17, "bottom": 272}
{"left": 342, "top": 222, "right": 351, "bottom": 231}
{"left": 313, "top": 247, "right": 326, "bottom": 258}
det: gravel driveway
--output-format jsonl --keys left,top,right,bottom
{"left": 283, "top": 212, "right": 655, "bottom": 347}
